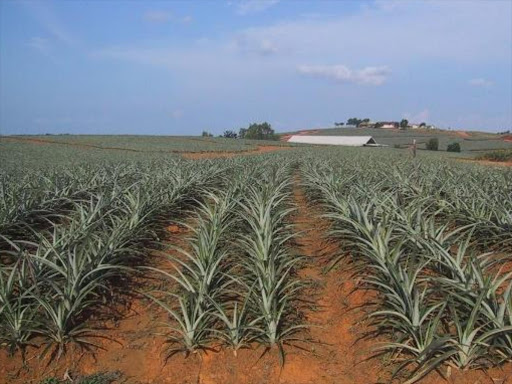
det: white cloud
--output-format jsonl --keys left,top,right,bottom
{"left": 234, "top": 1, "right": 511, "bottom": 63}
{"left": 298, "top": 65, "right": 391, "bottom": 86}
{"left": 469, "top": 78, "right": 493, "bottom": 87}
{"left": 235, "top": 0, "right": 279, "bottom": 15}
{"left": 96, "top": 1, "right": 511, "bottom": 74}
{"left": 143, "top": 10, "right": 172, "bottom": 23}
{"left": 259, "top": 39, "right": 278, "bottom": 55}
{"left": 233, "top": 34, "right": 279, "bottom": 56}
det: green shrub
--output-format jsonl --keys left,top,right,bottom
{"left": 447, "top": 142, "right": 461, "bottom": 152}
{"left": 238, "top": 122, "right": 278, "bottom": 140}
{"left": 426, "top": 138, "right": 439, "bottom": 151}
{"left": 477, "top": 149, "right": 512, "bottom": 162}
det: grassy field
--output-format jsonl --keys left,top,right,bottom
{"left": 2, "top": 134, "right": 293, "bottom": 151}
{"left": 283, "top": 127, "right": 512, "bottom": 152}
{"left": 0, "top": 129, "right": 498, "bottom": 172}
{"left": 0, "top": 136, "right": 511, "bottom": 384}
{"left": 0, "top": 135, "right": 293, "bottom": 171}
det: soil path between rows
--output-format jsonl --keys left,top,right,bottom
{"left": 459, "top": 158, "right": 512, "bottom": 167}
{"left": 284, "top": 172, "right": 387, "bottom": 383}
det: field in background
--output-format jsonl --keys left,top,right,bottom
{"left": 283, "top": 127, "right": 512, "bottom": 152}
{"left": 2, "top": 135, "right": 293, "bottom": 151}
{"left": 2, "top": 131, "right": 512, "bottom": 173}
{"left": 0, "top": 135, "right": 294, "bottom": 170}
{"left": 1, "top": 132, "right": 506, "bottom": 172}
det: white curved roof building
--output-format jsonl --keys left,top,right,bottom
{"left": 288, "top": 135, "right": 380, "bottom": 147}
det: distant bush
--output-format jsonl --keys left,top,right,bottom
{"left": 346, "top": 117, "right": 371, "bottom": 127}
{"left": 222, "top": 130, "right": 238, "bottom": 139}
{"left": 447, "top": 142, "right": 461, "bottom": 152}
{"left": 477, "top": 150, "right": 512, "bottom": 162}
{"left": 202, "top": 131, "right": 213, "bottom": 137}
{"left": 426, "top": 138, "right": 439, "bottom": 151}
{"left": 393, "top": 144, "right": 402, "bottom": 149}
{"left": 238, "top": 122, "right": 278, "bottom": 140}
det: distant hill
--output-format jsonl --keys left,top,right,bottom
{"left": 280, "top": 127, "right": 512, "bottom": 152}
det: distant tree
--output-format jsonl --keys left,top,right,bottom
{"left": 347, "top": 118, "right": 361, "bottom": 126}
{"left": 426, "top": 138, "right": 439, "bottom": 151}
{"left": 447, "top": 142, "right": 461, "bottom": 152}
{"left": 334, "top": 122, "right": 345, "bottom": 127}
{"left": 239, "top": 122, "right": 277, "bottom": 140}
{"left": 222, "top": 130, "right": 238, "bottom": 139}
{"left": 202, "top": 130, "right": 213, "bottom": 137}
{"left": 346, "top": 117, "right": 373, "bottom": 127}
{"left": 400, "top": 119, "right": 409, "bottom": 129}
{"left": 419, "top": 122, "right": 426, "bottom": 127}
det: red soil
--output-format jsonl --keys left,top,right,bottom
{"left": 460, "top": 159, "right": 512, "bottom": 167}
{"left": 1, "top": 177, "right": 511, "bottom": 384}
{"left": 455, "top": 131, "right": 471, "bottom": 138}
{"left": 281, "top": 129, "right": 320, "bottom": 142}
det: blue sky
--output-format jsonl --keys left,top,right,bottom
{"left": 1, "top": 0, "right": 511, "bottom": 135}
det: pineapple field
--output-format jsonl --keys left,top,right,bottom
{"left": 0, "top": 141, "right": 511, "bottom": 384}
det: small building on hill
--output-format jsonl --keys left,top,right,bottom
{"left": 376, "top": 121, "right": 399, "bottom": 129}
{"left": 357, "top": 121, "right": 376, "bottom": 128}
{"left": 288, "top": 135, "right": 383, "bottom": 147}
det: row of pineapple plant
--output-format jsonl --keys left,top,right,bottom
{"left": 149, "top": 158, "right": 305, "bottom": 362}
{"left": 301, "top": 151, "right": 512, "bottom": 383}
{"left": 0, "top": 159, "right": 228, "bottom": 358}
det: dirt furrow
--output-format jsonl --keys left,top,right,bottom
{"left": 284, "top": 173, "right": 386, "bottom": 383}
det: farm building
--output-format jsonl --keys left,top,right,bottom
{"left": 376, "top": 121, "right": 399, "bottom": 129}
{"left": 288, "top": 135, "right": 382, "bottom": 147}
{"left": 357, "top": 121, "right": 376, "bottom": 128}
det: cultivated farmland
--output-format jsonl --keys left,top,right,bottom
{"left": 0, "top": 138, "right": 511, "bottom": 384}
{"left": 286, "top": 127, "right": 512, "bottom": 153}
